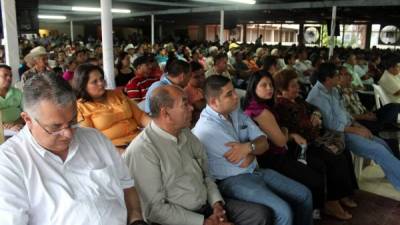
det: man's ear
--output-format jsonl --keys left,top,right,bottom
{"left": 208, "top": 96, "right": 218, "bottom": 108}
{"left": 21, "top": 112, "right": 33, "bottom": 128}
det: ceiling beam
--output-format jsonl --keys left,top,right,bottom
{"left": 70, "top": 0, "right": 400, "bottom": 22}
{"left": 116, "top": 0, "right": 203, "bottom": 8}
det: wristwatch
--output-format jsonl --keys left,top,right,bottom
{"left": 250, "top": 141, "right": 256, "bottom": 152}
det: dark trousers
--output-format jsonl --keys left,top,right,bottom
{"left": 258, "top": 152, "right": 325, "bottom": 209}
{"left": 151, "top": 198, "right": 273, "bottom": 225}
{"left": 225, "top": 198, "right": 273, "bottom": 225}
{"left": 307, "top": 146, "right": 358, "bottom": 200}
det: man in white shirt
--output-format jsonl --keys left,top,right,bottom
{"left": 378, "top": 56, "right": 400, "bottom": 103}
{"left": 0, "top": 73, "right": 147, "bottom": 225}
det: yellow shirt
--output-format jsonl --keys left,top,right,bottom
{"left": 77, "top": 90, "right": 147, "bottom": 146}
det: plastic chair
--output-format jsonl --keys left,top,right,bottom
{"left": 372, "top": 84, "right": 391, "bottom": 109}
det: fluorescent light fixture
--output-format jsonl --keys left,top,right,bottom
{"left": 38, "top": 15, "right": 67, "bottom": 20}
{"left": 285, "top": 21, "right": 295, "bottom": 24}
{"left": 305, "top": 20, "right": 318, "bottom": 24}
{"left": 72, "top": 6, "right": 131, "bottom": 14}
{"left": 228, "top": 0, "right": 256, "bottom": 4}
{"left": 249, "top": 21, "right": 255, "bottom": 24}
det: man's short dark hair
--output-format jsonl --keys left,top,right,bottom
{"left": 0, "top": 64, "right": 12, "bottom": 71}
{"left": 316, "top": 62, "right": 337, "bottom": 83}
{"left": 262, "top": 55, "right": 278, "bottom": 71}
{"left": 213, "top": 53, "right": 227, "bottom": 64}
{"left": 133, "top": 56, "right": 148, "bottom": 69}
{"left": 204, "top": 75, "right": 231, "bottom": 100}
{"left": 190, "top": 61, "right": 203, "bottom": 72}
{"left": 167, "top": 60, "right": 191, "bottom": 77}
{"left": 384, "top": 54, "right": 400, "bottom": 70}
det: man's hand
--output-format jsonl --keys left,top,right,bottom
{"left": 239, "top": 155, "right": 255, "bottom": 168}
{"left": 224, "top": 142, "right": 251, "bottom": 164}
{"left": 362, "top": 112, "right": 377, "bottom": 121}
{"left": 354, "top": 127, "right": 373, "bottom": 139}
{"left": 212, "top": 202, "right": 228, "bottom": 223}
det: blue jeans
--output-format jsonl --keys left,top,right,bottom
{"left": 345, "top": 134, "right": 400, "bottom": 190}
{"left": 218, "top": 169, "right": 313, "bottom": 225}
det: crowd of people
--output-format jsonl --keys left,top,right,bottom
{"left": 0, "top": 34, "right": 400, "bottom": 225}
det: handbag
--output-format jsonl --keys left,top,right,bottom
{"left": 313, "top": 129, "right": 345, "bottom": 155}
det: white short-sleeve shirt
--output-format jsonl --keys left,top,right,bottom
{"left": 0, "top": 126, "right": 134, "bottom": 225}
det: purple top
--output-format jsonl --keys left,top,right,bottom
{"left": 63, "top": 70, "right": 74, "bottom": 81}
{"left": 244, "top": 98, "right": 287, "bottom": 155}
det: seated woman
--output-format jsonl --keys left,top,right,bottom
{"left": 273, "top": 69, "right": 359, "bottom": 219}
{"left": 73, "top": 64, "right": 150, "bottom": 153}
{"left": 0, "top": 64, "right": 24, "bottom": 132}
{"left": 243, "top": 71, "right": 326, "bottom": 219}
{"left": 115, "top": 52, "right": 135, "bottom": 87}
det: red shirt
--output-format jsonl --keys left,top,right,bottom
{"left": 125, "top": 76, "right": 159, "bottom": 102}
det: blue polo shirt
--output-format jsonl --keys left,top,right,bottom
{"left": 192, "top": 105, "right": 266, "bottom": 180}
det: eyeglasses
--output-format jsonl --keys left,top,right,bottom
{"left": 34, "top": 118, "right": 80, "bottom": 136}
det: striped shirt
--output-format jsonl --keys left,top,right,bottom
{"left": 125, "top": 76, "right": 159, "bottom": 102}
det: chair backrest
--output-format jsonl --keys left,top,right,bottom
{"left": 372, "top": 84, "right": 390, "bottom": 109}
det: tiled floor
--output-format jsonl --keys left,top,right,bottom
{"left": 358, "top": 164, "right": 400, "bottom": 201}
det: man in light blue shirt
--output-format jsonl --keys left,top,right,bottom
{"left": 192, "top": 75, "right": 313, "bottom": 225}
{"left": 144, "top": 59, "right": 191, "bottom": 113}
{"left": 307, "top": 62, "right": 400, "bottom": 191}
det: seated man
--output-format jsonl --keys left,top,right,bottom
{"left": 185, "top": 61, "right": 206, "bottom": 125}
{"left": 192, "top": 75, "right": 313, "bottom": 225}
{"left": 0, "top": 73, "right": 147, "bottom": 225}
{"left": 378, "top": 55, "right": 400, "bottom": 103}
{"left": 0, "top": 64, "right": 24, "bottom": 132}
{"left": 205, "top": 53, "right": 232, "bottom": 79}
{"left": 144, "top": 59, "right": 191, "bottom": 114}
{"left": 307, "top": 62, "right": 400, "bottom": 191}
{"left": 125, "top": 56, "right": 159, "bottom": 102}
{"left": 123, "top": 85, "right": 273, "bottom": 225}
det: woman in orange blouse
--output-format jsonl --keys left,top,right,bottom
{"left": 73, "top": 64, "right": 150, "bottom": 153}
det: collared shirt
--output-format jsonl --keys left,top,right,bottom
{"left": 343, "top": 63, "right": 364, "bottom": 88}
{"left": 0, "top": 126, "right": 134, "bottom": 225}
{"left": 0, "top": 87, "right": 22, "bottom": 123}
{"left": 205, "top": 67, "right": 232, "bottom": 79}
{"left": 192, "top": 105, "right": 265, "bottom": 180}
{"left": 144, "top": 74, "right": 172, "bottom": 113}
{"left": 336, "top": 85, "right": 367, "bottom": 116}
{"left": 21, "top": 67, "right": 52, "bottom": 85}
{"left": 123, "top": 122, "right": 223, "bottom": 225}
{"left": 77, "top": 90, "right": 148, "bottom": 147}
{"left": 306, "top": 81, "right": 352, "bottom": 132}
{"left": 378, "top": 70, "right": 400, "bottom": 103}
{"left": 294, "top": 59, "right": 312, "bottom": 84}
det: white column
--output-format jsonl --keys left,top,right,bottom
{"left": 70, "top": 20, "right": 74, "bottom": 42}
{"left": 219, "top": 10, "right": 224, "bottom": 45}
{"left": 240, "top": 25, "right": 244, "bottom": 43}
{"left": 1, "top": 0, "right": 20, "bottom": 83}
{"left": 151, "top": 14, "right": 155, "bottom": 46}
{"left": 100, "top": 0, "right": 115, "bottom": 89}
{"left": 328, "top": 6, "right": 337, "bottom": 59}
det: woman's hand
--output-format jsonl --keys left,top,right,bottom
{"left": 290, "top": 133, "right": 307, "bottom": 145}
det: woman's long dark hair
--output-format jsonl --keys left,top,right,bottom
{"left": 72, "top": 63, "right": 105, "bottom": 102}
{"left": 243, "top": 70, "right": 275, "bottom": 110}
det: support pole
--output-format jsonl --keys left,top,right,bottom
{"left": 70, "top": 20, "right": 74, "bottom": 42}
{"left": 1, "top": 0, "right": 20, "bottom": 83}
{"left": 100, "top": 0, "right": 115, "bottom": 89}
{"left": 151, "top": 14, "right": 155, "bottom": 46}
{"left": 159, "top": 24, "right": 162, "bottom": 41}
{"left": 365, "top": 23, "right": 372, "bottom": 49}
{"left": 220, "top": 10, "right": 224, "bottom": 45}
{"left": 328, "top": 6, "right": 337, "bottom": 59}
